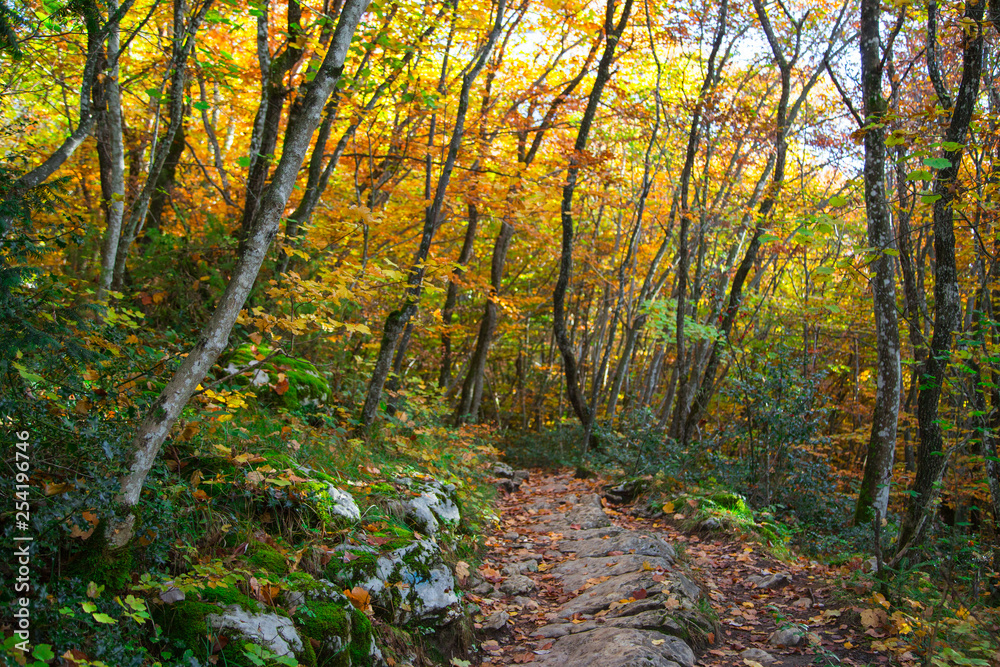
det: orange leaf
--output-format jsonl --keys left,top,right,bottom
{"left": 274, "top": 377, "right": 290, "bottom": 396}
{"left": 345, "top": 586, "right": 373, "bottom": 614}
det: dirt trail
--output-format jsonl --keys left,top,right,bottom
{"left": 469, "top": 469, "right": 885, "bottom": 667}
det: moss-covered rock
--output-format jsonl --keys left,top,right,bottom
{"left": 246, "top": 542, "right": 289, "bottom": 575}
{"left": 295, "top": 602, "right": 352, "bottom": 666}
{"left": 323, "top": 540, "right": 458, "bottom": 625}
{"left": 348, "top": 607, "right": 378, "bottom": 667}
{"left": 199, "top": 584, "right": 261, "bottom": 613}
{"left": 153, "top": 600, "right": 220, "bottom": 661}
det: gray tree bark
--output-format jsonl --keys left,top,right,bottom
{"left": 95, "top": 0, "right": 127, "bottom": 301}
{"left": 853, "top": 0, "right": 901, "bottom": 526}
{"left": 553, "top": 0, "right": 634, "bottom": 447}
{"left": 895, "top": 0, "right": 986, "bottom": 559}
{"left": 107, "top": 0, "right": 371, "bottom": 548}
{"left": 359, "top": 0, "right": 507, "bottom": 429}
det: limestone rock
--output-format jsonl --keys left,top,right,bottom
{"left": 560, "top": 532, "right": 676, "bottom": 561}
{"left": 205, "top": 605, "right": 303, "bottom": 658}
{"left": 565, "top": 503, "right": 612, "bottom": 529}
{"left": 158, "top": 586, "right": 185, "bottom": 604}
{"left": 483, "top": 610, "right": 510, "bottom": 631}
{"left": 502, "top": 559, "right": 538, "bottom": 576}
{"left": 325, "top": 485, "right": 361, "bottom": 522}
{"left": 551, "top": 554, "right": 673, "bottom": 593}
{"left": 740, "top": 648, "right": 777, "bottom": 664}
{"left": 534, "top": 627, "right": 694, "bottom": 667}
{"left": 397, "top": 476, "right": 461, "bottom": 535}
{"left": 500, "top": 573, "right": 537, "bottom": 596}
{"left": 698, "top": 517, "right": 722, "bottom": 531}
{"left": 331, "top": 539, "right": 459, "bottom": 624}
{"left": 769, "top": 627, "right": 805, "bottom": 646}
{"left": 747, "top": 572, "right": 791, "bottom": 589}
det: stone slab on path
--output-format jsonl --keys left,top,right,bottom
{"left": 477, "top": 471, "right": 714, "bottom": 666}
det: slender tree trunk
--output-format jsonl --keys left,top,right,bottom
{"left": 895, "top": 0, "right": 985, "bottom": 558}
{"left": 95, "top": 0, "right": 126, "bottom": 300}
{"left": 441, "top": 200, "right": 480, "bottom": 388}
{"left": 553, "top": 0, "right": 634, "bottom": 448}
{"left": 854, "top": 0, "right": 901, "bottom": 526}
{"left": 112, "top": 0, "right": 215, "bottom": 288}
{"left": 360, "top": 0, "right": 506, "bottom": 429}
{"left": 14, "top": 1, "right": 136, "bottom": 191}
{"left": 683, "top": 0, "right": 848, "bottom": 437}
{"left": 456, "top": 218, "right": 514, "bottom": 423}
{"left": 107, "top": 0, "right": 370, "bottom": 548}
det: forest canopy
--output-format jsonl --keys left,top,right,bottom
{"left": 2, "top": 0, "right": 1000, "bottom": 663}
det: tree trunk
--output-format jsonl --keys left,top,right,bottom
{"left": 107, "top": 0, "right": 371, "bottom": 549}
{"left": 112, "top": 0, "right": 215, "bottom": 289}
{"left": 95, "top": 0, "right": 126, "bottom": 300}
{"left": 14, "top": 1, "right": 136, "bottom": 192}
{"left": 895, "top": 0, "right": 985, "bottom": 559}
{"left": 440, "top": 200, "right": 480, "bottom": 388}
{"left": 360, "top": 0, "right": 506, "bottom": 429}
{"left": 553, "top": 0, "right": 634, "bottom": 447}
{"left": 854, "top": 0, "right": 901, "bottom": 526}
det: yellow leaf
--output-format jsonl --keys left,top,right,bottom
{"left": 124, "top": 334, "right": 140, "bottom": 344}
{"left": 652, "top": 639, "right": 665, "bottom": 646}
{"left": 662, "top": 502, "right": 674, "bottom": 513}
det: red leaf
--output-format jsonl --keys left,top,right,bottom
{"left": 632, "top": 588, "right": 648, "bottom": 600}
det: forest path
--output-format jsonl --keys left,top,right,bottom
{"left": 467, "top": 469, "right": 886, "bottom": 667}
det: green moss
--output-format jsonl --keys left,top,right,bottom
{"left": 199, "top": 584, "right": 261, "bottom": 612}
{"left": 708, "top": 492, "right": 751, "bottom": 517}
{"left": 400, "top": 546, "right": 433, "bottom": 580}
{"left": 246, "top": 542, "right": 289, "bottom": 575}
{"left": 70, "top": 521, "right": 134, "bottom": 593}
{"left": 153, "top": 600, "right": 219, "bottom": 660}
{"left": 294, "top": 602, "right": 352, "bottom": 667}
{"left": 285, "top": 571, "right": 319, "bottom": 591}
{"left": 299, "top": 637, "right": 318, "bottom": 667}
{"left": 348, "top": 608, "right": 375, "bottom": 667}
{"left": 325, "top": 550, "right": 380, "bottom": 583}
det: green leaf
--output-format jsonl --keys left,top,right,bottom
{"left": 814, "top": 266, "right": 835, "bottom": 275}
{"left": 942, "top": 141, "right": 964, "bottom": 151}
{"left": 92, "top": 612, "right": 117, "bottom": 624}
{"left": 921, "top": 194, "right": 942, "bottom": 204}
{"left": 759, "top": 233, "right": 780, "bottom": 243}
{"left": 145, "top": 87, "right": 162, "bottom": 101}
{"left": 886, "top": 134, "right": 906, "bottom": 147}
{"left": 924, "top": 157, "right": 952, "bottom": 169}
{"left": 32, "top": 645, "right": 55, "bottom": 660}
{"left": 906, "top": 170, "right": 932, "bottom": 181}
{"left": 828, "top": 195, "right": 847, "bottom": 207}
{"left": 192, "top": 100, "right": 210, "bottom": 111}
{"left": 13, "top": 362, "right": 43, "bottom": 383}
{"left": 237, "top": 156, "right": 251, "bottom": 168}
{"left": 80, "top": 602, "right": 97, "bottom": 613}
